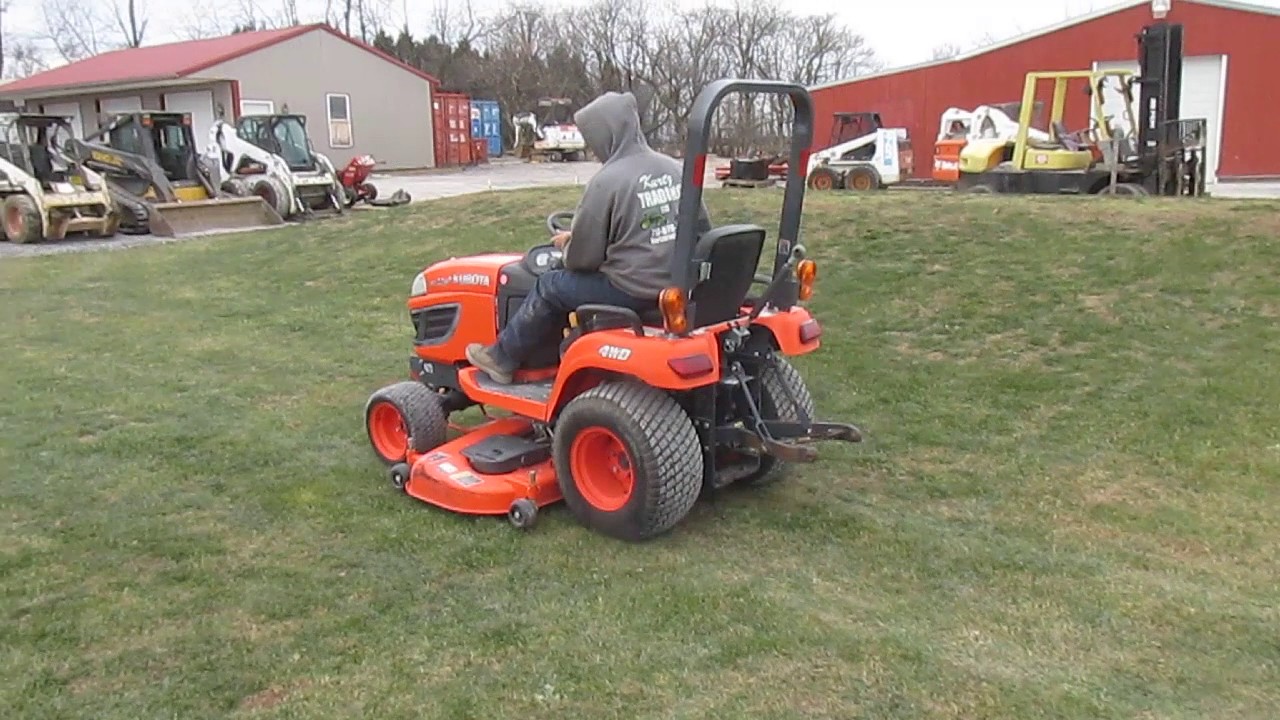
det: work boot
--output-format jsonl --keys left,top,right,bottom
{"left": 466, "top": 343, "right": 515, "bottom": 385}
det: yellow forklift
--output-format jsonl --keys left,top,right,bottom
{"left": 956, "top": 22, "right": 1207, "bottom": 197}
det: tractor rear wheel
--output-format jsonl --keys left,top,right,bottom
{"left": 364, "top": 381, "right": 448, "bottom": 465}
{"left": 553, "top": 381, "right": 703, "bottom": 542}
{"left": 739, "top": 355, "right": 817, "bottom": 487}
{"left": 2, "top": 194, "right": 43, "bottom": 244}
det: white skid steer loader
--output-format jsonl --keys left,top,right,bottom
{"left": 805, "top": 129, "right": 912, "bottom": 191}
{"left": 0, "top": 113, "right": 119, "bottom": 244}
{"left": 202, "top": 115, "right": 345, "bottom": 221}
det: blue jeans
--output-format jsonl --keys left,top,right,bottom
{"left": 493, "top": 270, "right": 652, "bottom": 370}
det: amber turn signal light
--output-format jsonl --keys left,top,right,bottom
{"left": 796, "top": 259, "right": 817, "bottom": 300}
{"left": 658, "top": 287, "right": 689, "bottom": 335}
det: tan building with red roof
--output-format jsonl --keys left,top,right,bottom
{"left": 0, "top": 24, "right": 442, "bottom": 171}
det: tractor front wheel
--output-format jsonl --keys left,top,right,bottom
{"left": 2, "top": 194, "right": 43, "bottom": 244}
{"left": 364, "top": 381, "right": 448, "bottom": 465}
{"left": 739, "top": 355, "right": 817, "bottom": 487}
{"left": 553, "top": 381, "right": 703, "bottom": 542}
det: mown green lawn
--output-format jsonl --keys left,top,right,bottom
{"left": 2, "top": 186, "right": 1278, "bottom": 718}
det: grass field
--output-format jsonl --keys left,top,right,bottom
{"left": 2, "top": 187, "right": 1278, "bottom": 718}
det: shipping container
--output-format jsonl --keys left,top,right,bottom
{"left": 432, "top": 91, "right": 473, "bottom": 167}
{"left": 470, "top": 99, "right": 503, "bottom": 158}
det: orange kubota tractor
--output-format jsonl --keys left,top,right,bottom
{"left": 363, "top": 79, "right": 863, "bottom": 542}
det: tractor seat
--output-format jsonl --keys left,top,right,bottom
{"left": 688, "top": 224, "right": 768, "bottom": 328}
{"left": 564, "top": 224, "right": 766, "bottom": 338}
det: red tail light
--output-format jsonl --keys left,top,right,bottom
{"left": 667, "top": 353, "right": 714, "bottom": 378}
{"left": 799, "top": 320, "right": 822, "bottom": 344}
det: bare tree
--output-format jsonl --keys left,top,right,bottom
{"left": 40, "top": 0, "right": 110, "bottom": 62}
{"left": 5, "top": 39, "right": 47, "bottom": 79}
{"left": 931, "top": 42, "right": 962, "bottom": 61}
{"left": 112, "top": 0, "right": 149, "bottom": 48}
{"left": 372, "top": 0, "right": 883, "bottom": 154}
{"left": 278, "top": 0, "right": 300, "bottom": 26}
{"left": 431, "top": 0, "right": 485, "bottom": 46}
{"left": 0, "top": 0, "right": 9, "bottom": 78}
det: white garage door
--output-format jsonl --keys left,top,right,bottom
{"left": 100, "top": 96, "right": 143, "bottom": 115}
{"left": 40, "top": 101, "right": 84, "bottom": 138}
{"left": 164, "top": 90, "right": 216, "bottom": 148}
{"left": 1093, "top": 55, "right": 1226, "bottom": 184}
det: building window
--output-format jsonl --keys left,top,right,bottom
{"left": 326, "top": 93, "right": 352, "bottom": 148}
{"left": 240, "top": 100, "right": 275, "bottom": 117}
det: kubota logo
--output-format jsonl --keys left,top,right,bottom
{"left": 598, "top": 345, "right": 632, "bottom": 361}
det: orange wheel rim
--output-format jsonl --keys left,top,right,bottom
{"left": 368, "top": 402, "right": 408, "bottom": 460}
{"left": 814, "top": 175, "right": 832, "bottom": 190}
{"left": 854, "top": 175, "right": 871, "bottom": 190}
{"left": 570, "top": 427, "right": 634, "bottom": 511}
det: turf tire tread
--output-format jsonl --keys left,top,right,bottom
{"left": 742, "top": 355, "right": 816, "bottom": 486}
{"left": 365, "top": 381, "right": 448, "bottom": 463}
{"left": 555, "top": 380, "right": 703, "bottom": 541}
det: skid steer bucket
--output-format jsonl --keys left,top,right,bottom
{"left": 145, "top": 196, "right": 286, "bottom": 237}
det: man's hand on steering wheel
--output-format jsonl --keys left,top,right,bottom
{"left": 551, "top": 231, "right": 570, "bottom": 249}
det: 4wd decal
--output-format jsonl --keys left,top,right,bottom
{"left": 598, "top": 345, "right": 632, "bottom": 361}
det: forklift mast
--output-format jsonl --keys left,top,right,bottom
{"left": 1135, "top": 21, "right": 1183, "bottom": 162}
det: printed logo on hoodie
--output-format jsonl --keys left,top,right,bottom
{"left": 636, "top": 172, "right": 680, "bottom": 245}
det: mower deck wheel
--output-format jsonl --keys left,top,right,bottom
{"left": 364, "top": 381, "right": 448, "bottom": 465}
{"left": 388, "top": 462, "right": 411, "bottom": 492}
{"left": 739, "top": 354, "right": 817, "bottom": 487}
{"left": 553, "top": 381, "right": 703, "bottom": 542}
{"left": 508, "top": 498, "right": 538, "bottom": 529}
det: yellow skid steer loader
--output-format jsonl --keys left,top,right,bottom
{"left": 66, "top": 112, "right": 284, "bottom": 237}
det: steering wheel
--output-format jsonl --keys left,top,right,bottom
{"left": 522, "top": 211, "right": 573, "bottom": 276}
{"left": 546, "top": 211, "right": 574, "bottom": 235}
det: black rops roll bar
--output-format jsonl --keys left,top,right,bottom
{"left": 672, "top": 79, "right": 815, "bottom": 298}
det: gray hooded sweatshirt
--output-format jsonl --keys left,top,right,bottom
{"left": 563, "top": 91, "right": 712, "bottom": 300}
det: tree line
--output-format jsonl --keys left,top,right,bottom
{"left": 4, "top": 0, "right": 886, "bottom": 155}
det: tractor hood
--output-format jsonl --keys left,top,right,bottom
{"left": 573, "top": 91, "right": 647, "bottom": 162}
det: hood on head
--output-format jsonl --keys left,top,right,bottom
{"left": 573, "top": 91, "right": 647, "bottom": 161}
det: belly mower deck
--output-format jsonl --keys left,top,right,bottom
{"left": 397, "top": 415, "right": 562, "bottom": 528}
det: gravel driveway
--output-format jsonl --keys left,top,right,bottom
{"left": 1, "top": 158, "right": 1274, "bottom": 260}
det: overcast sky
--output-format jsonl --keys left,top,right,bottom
{"left": 8, "top": 0, "right": 1280, "bottom": 71}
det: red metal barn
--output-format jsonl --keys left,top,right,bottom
{"left": 809, "top": 0, "right": 1280, "bottom": 183}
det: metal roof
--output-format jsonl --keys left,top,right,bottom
{"left": 0, "top": 24, "right": 441, "bottom": 97}
{"left": 810, "top": 0, "right": 1280, "bottom": 91}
